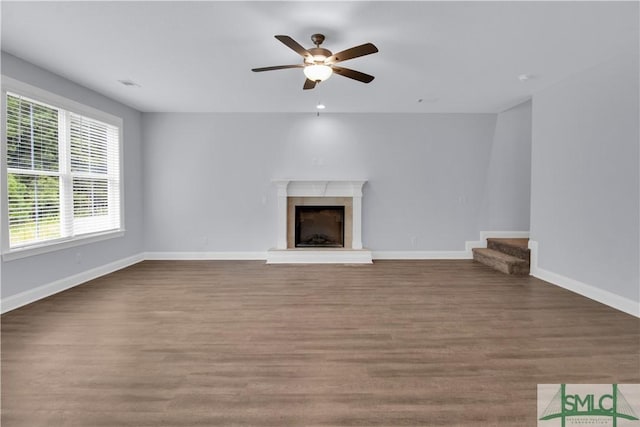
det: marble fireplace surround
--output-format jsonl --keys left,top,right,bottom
{"left": 267, "top": 180, "right": 373, "bottom": 264}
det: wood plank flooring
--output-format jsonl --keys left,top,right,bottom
{"left": 2, "top": 260, "right": 639, "bottom": 426}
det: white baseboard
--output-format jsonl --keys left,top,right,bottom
{"left": 465, "top": 230, "right": 530, "bottom": 254}
{"left": 375, "top": 231, "right": 529, "bottom": 260}
{"left": 144, "top": 251, "right": 267, "bottom": 261}
{"left": 372, "top": 251, "right": 470, "bottom": 260}
{"left": 1, "top": 253, "right": 144, "bottom": 314}
{"left": 528, "top": 240, "right": 639, "bottom": 318}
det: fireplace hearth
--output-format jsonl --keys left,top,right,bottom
{"left": 295, "top": 206, "right": 345, "bottom": 248}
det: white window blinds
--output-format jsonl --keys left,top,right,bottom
{"left": 5, "top": 92, "right": 122, "bottom": 249}
{"left": 68, "top": 113, "right": 121, "bottom": 236}
{"left": 6, "top": 94, "right": 62, "bottom": 245}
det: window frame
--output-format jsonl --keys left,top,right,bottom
{"left": 1, "top": 76, "right": 125, "bottom": 261}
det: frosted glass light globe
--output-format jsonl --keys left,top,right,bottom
{"left": 304, "top": 64, "right": 333, "bottom": 82}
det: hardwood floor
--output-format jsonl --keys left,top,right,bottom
{"left": 2, "top": 260, "right": 638, "bottom": 426}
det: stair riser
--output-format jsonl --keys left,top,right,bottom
{"left": 473, "top": 251, "right": 530, "bottom": 276}
{"left": 487, "top": 241, "right": 530, "bottom": 262}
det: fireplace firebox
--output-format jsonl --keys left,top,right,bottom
{"left": 295, "top": 206, "right": 345, "bottom": 248}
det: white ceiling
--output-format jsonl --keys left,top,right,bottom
{"left": 2, "top": 1, "right": 638, "bottom": 113}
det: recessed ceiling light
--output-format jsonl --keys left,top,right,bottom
{"left": 118, "top": 79, "right": 141, "bottom": 87}
{"left": 518, "top": 74, "right": 532, "bottom": 82}
{"left": 316, "top": 103, "right": 326, "bottom": 110}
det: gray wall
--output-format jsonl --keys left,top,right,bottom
{"left": 1, "top": 53, "right": 145, "bottom": 299}
{"left": 142, "top": 113, "right": 512, "bottom": 252}
{"left": 479, "top": 101, "right": 532, "bottom": 231}
{"left": 530, "top": 45, "right": 639, "bottom": 303}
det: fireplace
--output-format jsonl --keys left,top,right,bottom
{"left": 295, "top": 206, "right": 345, "bottom": 248}
{"left": 267, "top": 180, "right": 372, "bottom": 264}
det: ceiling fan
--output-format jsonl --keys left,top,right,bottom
{"left": 251, "top": 34, "right": 378, "bottom": 90}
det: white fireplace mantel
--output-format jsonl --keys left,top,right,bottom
{"left": 273, "top": 180, "right": 366, "bottom": 199}
{"left": 268, "top": 180, "right": 372, "bottom": 264}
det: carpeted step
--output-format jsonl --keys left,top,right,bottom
{"left": 472, "top": 248, "right": 530, "bottom": 275}
{"left": 487, "top": 238, "right": 530, "bottom": 262}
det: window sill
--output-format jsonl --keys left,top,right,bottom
{"left": 2, "top": 229, "right": 125, "bottom": 261}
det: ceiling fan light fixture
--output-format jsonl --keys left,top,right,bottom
{"left": 304, "top": 64, "right": 333, "bottom": 82}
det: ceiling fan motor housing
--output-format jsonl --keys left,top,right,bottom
{"left": 306, "top": 47, "right": 332, "bottom": 63}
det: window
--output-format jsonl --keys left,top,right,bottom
{"left": 2, "top": 78, "right": 123, "bottom": 258}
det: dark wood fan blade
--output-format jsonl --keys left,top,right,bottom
{"left": 331, "top": 66, "right": 375, "bottom": 83}
{"left": 275, "top": 35, "right": 313, "bottom": 61}
{"left": 303, "top": 79, "right": 317, "bottom": 90}
{"left": 252, "top": 64, "right": 304, "bottom": 72}
{"left": 326, "top": 43, "right": 378, "bottom": 64}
